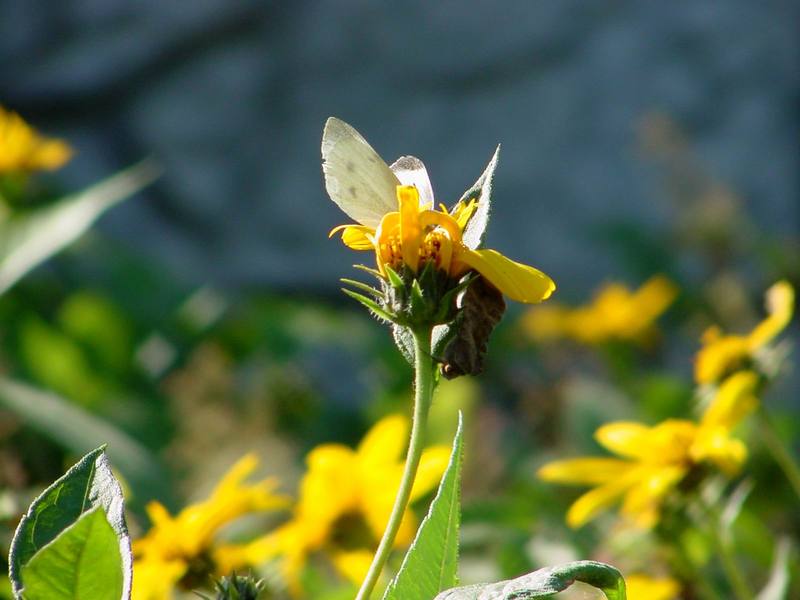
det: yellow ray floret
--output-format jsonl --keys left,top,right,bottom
{"left": 523, "top": 275, "right": 677, "bottom": 345}
{"left": 695, "top": 281, "right": 794, "bottom": 384}
{"left": 0, "top": 106, "right": 72, "bottom": 173}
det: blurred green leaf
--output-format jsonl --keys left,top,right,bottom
{"left": 8, "top": 447, "right": 131, "bottom": 598}
{"left": 434, "top": 560, "right": 626, "bottom": 600}
{"left": 0, "top": 160, "right": 158, "bottom": 295}
{"left": 20, "top": 315, "right": 107, "bottom": 407}
{"left": 756, "top": 538, "right": 792, "bottom": 600}
{"left": 0, "top": 376, "right": 168, "bottom": 500}
{"left": 19, "top": 507, "right": 125, "bottom": 600}
{"left": 383, "top": 414, "right": 464, "bottom": 600}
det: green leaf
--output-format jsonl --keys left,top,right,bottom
{"left": 757, "top": 538, "right": 792, "bottom": 600}
{"left": 434, "top": 560, "right": 626, "bottom": 600}
{"left": 8, "top": 446, "right": 132, "bottom": 599}
{"left": 458, "top": 146, "right": 499, "bottom": 251}
{"left": 19, "top": 507, "right": 124, "bottom": 600}
{"left": 0, "top": 159, "right": 158, "bottom": 295}
{"left": 382, "top": 414, "right": 464, "bottom": 600}
{"left": 0, "top": 376, "right": 168, "bottom": 499}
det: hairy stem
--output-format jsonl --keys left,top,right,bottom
{"left": 355, "top": 326, "right": 435, "bottom": 600}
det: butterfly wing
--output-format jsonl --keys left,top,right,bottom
{"left": 389, "top": 155, "right": 434, "bottom": 209}
{"left": 322, "top": 117, "right": 400, "bottom": 228}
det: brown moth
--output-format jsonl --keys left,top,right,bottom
{"left": 440, "top": 276, "right": 506, "bottom": 379}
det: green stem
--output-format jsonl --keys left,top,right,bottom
{"left": 355, "top": 326, "right": 435, "bottom": 600}
{"left": 703, "top": 503, "right": 754, "bottom": 600}
{"left": 756, "top": 407, "right": 800, "bottom": 501}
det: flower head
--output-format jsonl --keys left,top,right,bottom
{"left": 523, "top": 275, "right": 677, "bottom": 345}
{"left": 538, "top": 371, "right": 759, "bottom": 528}
{"left": 132, "top": 454, "right": 287, "bottom": 600}
{"left": 232, "top": 414, "right": 450, "bottom": 595}
{"left": 695, "top": 281, "right": 794, "bottom": 384}
{"left": 0, "top": 106, "right": 72, "bottom": 173}
{"left": 625, "top": 574, "right": 680, "bottom": 600}
{"left": 322, "top": 118, "right": 554, "bottom": 328}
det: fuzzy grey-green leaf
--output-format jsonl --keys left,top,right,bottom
{"left": 458, "top": 146, "right": 500, "bottom": 251}
{"left": 19, "top": 507, "right": 124, "bottom": 600}
{"left": 434, "top": 560, "right": 626, "bottom": 600}
{"left": 382, "top": 414, "right": 464, "bottom": 600}
{"left": 8, "top": 446, "right": 132, "bottom": 599}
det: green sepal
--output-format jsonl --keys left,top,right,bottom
{"left": 384, "top": 265, "right": 405, "bottom": 290}
{"left": 340, "top": 278, "right": 382, "bottom": 298}
{"left": 392, "top": 325, "right": 416, "bottom": 365}
{"left": 353, "top": 264, "right": 384, "bottom": 281}
{"left": 434, "top": 560, "right": 626, "bottom": 600}
{"left": 341, "top": 288, "right": 395, "bottom": 322}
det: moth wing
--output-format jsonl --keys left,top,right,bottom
{"left": 322, "top": 117, "right": 400, "bottom": 228}
{"left": 389, "top": 155, "right": 434, "bottom": 209}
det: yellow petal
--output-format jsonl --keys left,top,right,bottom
{"left": 691, "top": 427, "right": 748, "bottom": 475}
{"left": 619, "top": 465, "right": 686, "bottom": 523}
{"left": 409, "top": 445, "right": 451, "bottom": 501}
{"left": 565, "top": 477, "right": 634, "bottom": 528}
{"left": 457, "top": 248, "right": 555, "bottom": 304}
{"left": 398, "top": 185, "right": 422, "bottom": 272}
{"left": 594, "top": 422, "right": 652, "bottom": 458}
{"left": 357, "top": 414, "right": 409, "bottom": 467}
{"left": 625, "top": 574, "right": 681, "bottom": 600}
{"left": 329, "top": 224, "right": 376, "bottom": 250}
{"left": 537, "top": 457, "right": 633, "bottom": 485}
{"left": 700, "top": 370, "right": 759, "bottom": 431}
{"left": 131, "top": 557, "right": 186, "bottom": 600}
{"left": 331, "top": 549, "right": 376, "bottom": 585}
{"left": 695, "top": 333, "right": 750, "bottom": 385}
{"left": 749, "top": 280, "right": 794, "bottom": 349}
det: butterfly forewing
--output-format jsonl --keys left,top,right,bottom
{"left": 322, "top": 117, "right": 400, "bottom": 228}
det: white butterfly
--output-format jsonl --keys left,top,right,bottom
{"left": 321, "top": 117, "right": 434, "bottom": 228}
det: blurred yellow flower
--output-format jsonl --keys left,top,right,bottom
{"left": 233, "top": 414, "right": 450, "bottom": 594}
{"left": 538, "top": 371, "right": 759, "bottom": 528}
{"left": 132, "top": 454, "right": 287, "bottom": 600}
{"left": 0, "top": 106, "right": 72, "bottom": 173}
{"left": 625, "top": 574, "right": 680, "bottom": 600}
{"left": 695, "top": 281, "right": 794, "bottom": 384}
{"left": 523, "top": 275, "right": 677, "bottom": 344}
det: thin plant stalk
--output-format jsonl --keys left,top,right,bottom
{"left": 700, "top": 503, "right": 754, "bottom": 600}
{"left": 756, "top": 406, "right": 800, "bottom": 501}
{"left": 355, "top": 326, "right": 435, "bottom": 600}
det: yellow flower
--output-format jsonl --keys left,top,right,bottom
{"left": 323, "top": 118, "right": 555, "bottom": 305}
{"left": 0, "top": 106, "right": 72, "bottom": 173}
{"left": 625, "top": 574, "right": 680, "bottom": 600}
{"left": 132, "top": 454, "right": 287, "bottom": 600}
{"left": 234, "top": 414, "right": 450, "bottom": 595}
{"left": 538, "top": 371, "right": 759, "bottom": 528}
{"left": 523, "top": 275, "right": 677, "bottom": 345}
{"left": 695, "top": 281, "right": 794, "bottom": 384}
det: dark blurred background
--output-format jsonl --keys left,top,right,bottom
{"left": 2, "top": 0, "right": 797, "bottom": 295}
